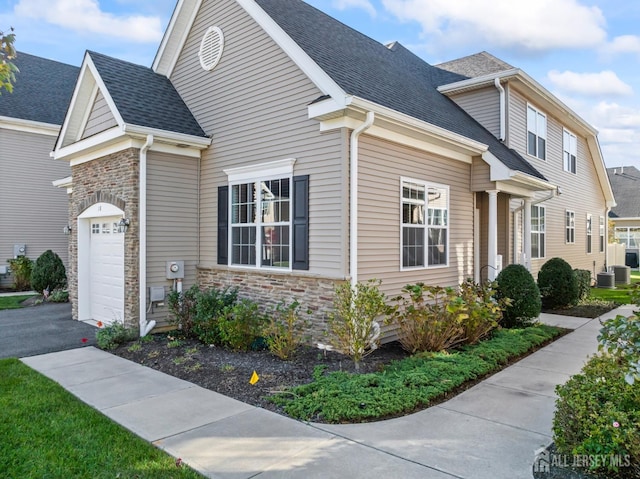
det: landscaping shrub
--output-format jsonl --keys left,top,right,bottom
{"left": 96, "top": 323, "right": 135, "bottom": 350}
{"left": 167, "top": 285, "right": 200, "bottom": 337}
{"left": 457, "top": 279, "right": 504, "bottom": 344}
{"left": 496, "top": 264, "right": 541, "bottom": 328}
{"left": 7, "top": 256, "right": 33, "bottom": 291}
{"left": 327, "top": 279, "right": 388, "bottom": 371}
{"left": 217, "top": 298, "right": 265, "bottom": 351}
{"left": 263, "top": 300, "right": 310, "bottom": 360}
{"left": 192, "top": 286, "right": 238, "bottom": 345}
{"left": 553, "top": 354, "right": 640, "bottom": 477}
{"left": 271, "top": 324, "right": 561, "bottom": 423}
{"left": 389, "top": 284, "right": 465, "bottom": 353}
{"left": 30, "top": 250, "right": 66, "bottom": 295}
{"left": 574, "top": 268, "right": 591, "bottom": 301}
{"left": 599, "top": 313, "right": 640, "bottom": 385}
{"left": 48, "top": 289, "right": 68, "bottom": 303}
{"left": 538, "top": 257, "right": 579, "bottom": 309}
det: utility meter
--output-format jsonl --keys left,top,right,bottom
{"left": 166, "top": 260, "right": 184, "bottom": 279}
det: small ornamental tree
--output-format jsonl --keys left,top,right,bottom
{"left": 496, "top": 264, "right": 541, "bottom": 328}
{"left": 537, "top": 257, "right": 579, "bottom": 309}
{"left": 30, "top": 250, "right": 66, "bottom": 295}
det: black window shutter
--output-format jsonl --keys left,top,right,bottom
{"left": 217, "top": 186, "right": 229, "bottom": 265}
{"left": 292, "top": 175, "right": 309, "bottom": 270}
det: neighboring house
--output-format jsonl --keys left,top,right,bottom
{"left": 0, "top": 52, "right": 79, "bottom": 288}
{"left": 607, "top": 166, "right": 640, "bottom": 268}
{"left": 52, "top": 0, "right": 614, "bottom": 336}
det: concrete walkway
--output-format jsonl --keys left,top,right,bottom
{"left": 20, "top": 305, "right": 635, "bottom": 479}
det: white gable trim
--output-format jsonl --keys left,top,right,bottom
{"left": 75, "top": 84, "right": 99, "bottom": 142}
{"left": 153, "top": 0, "right": 347, "bottom": 102}
{"left": 0, "top": 116, "right": 59, "bottom": 136}
{"left": 154, "top": 0, "right": 203, "bottom": 76}
{"left": 84, "top": 55, "right": 125, "bottom": 128}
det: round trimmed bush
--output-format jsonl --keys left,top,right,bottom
{"left": 30, "top": 250, "right": 67, "bottom": 295}
{"left": 496, "top": 264, "right": 541, "bottom": 328}
{"left": 537, "top": 257, "right": 579, "bottom": 309}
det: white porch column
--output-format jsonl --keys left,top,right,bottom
{"left": 523, "top": 198, "right": 532, "bottom": 271}
{"left": 487, "top": 190, "right": 499, "bottom": 281}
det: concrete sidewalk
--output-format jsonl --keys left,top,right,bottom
{"left": 20, "top": 305, "right": 634, "bottom": 479}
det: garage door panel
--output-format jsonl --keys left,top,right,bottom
{"left": 90, "top": 216, "right": 124, "bottom": 324}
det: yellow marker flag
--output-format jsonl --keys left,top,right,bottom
{"left": 249, "top": 370, "right": 259, "bottom": 385}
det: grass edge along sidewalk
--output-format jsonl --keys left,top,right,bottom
{"left": 0, "top": 358, "right": 204, "bottom": 479}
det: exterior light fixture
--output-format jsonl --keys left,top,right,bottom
{"left": 118, "top": 218, "right": 130, "bottom": 233}
{"left": 63, "top": 225, "right": 72, "bottom": 235}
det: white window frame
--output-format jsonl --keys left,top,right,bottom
{"left": 224, "top": 159, "right": 296, "bottom": 271}
{"left": 599, "top": 216, "right": 605, "bottom": 253}
{"left": 586, "top": 214, "right": 592, "bottom": 254}
{"left": 531, "top": 205, "right": 546, "bottom": 259}
{"left": 565, "top": 210, "right": 575, "bottom": 244}
{"left": 400, "top": 177, "right": 450, "bottom": 270}
{"left": 527, "top": 104, "right": 547, "bottom": 161}
{"left": 563, "top": 128, "right": 577, "bottom": 174}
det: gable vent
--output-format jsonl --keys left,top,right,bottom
{"left": 198, "top": 26, "right": 224, "bottom": 71}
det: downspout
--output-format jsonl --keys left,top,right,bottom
{"left": 605, "top": 206, "right": 611, "bottom": 271}
{"left": 350, "top": 111, "right": 375, "bottom": 289}
{"left": 495, "top": 78, "right": 505, "bottom": 141}
{"left": 139, "top": 134, "right": 155, "bottom": 337}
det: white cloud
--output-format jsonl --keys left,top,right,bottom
{"left": 547, "top": 70, "right": 633, "bottom": 97}
{"left": 381, "top": 0, "right": 606, "bottom": 52}
{"left": 601, "top": 35, "right": 640, "bottom": 57}
{"left": 333, "top": 0, "right": 377, "bottom": 17}
{"left": 14, "top": 0, "right": 163, "bottom": 43}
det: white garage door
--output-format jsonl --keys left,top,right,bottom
{"left": 89, "top": 216, "right": 124, "bottom": 324}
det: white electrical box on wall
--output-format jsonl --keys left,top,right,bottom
{"left": 166, "top": 260, "right": 185, "bottom": 279}
{"left": 149, "top": 286, "right": 165, "bottom": 302}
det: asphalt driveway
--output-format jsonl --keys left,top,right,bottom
{"left": 0, "top": 302, "right": 97, "bottom": 359}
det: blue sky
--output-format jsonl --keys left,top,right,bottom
{"left": 3, "top": 0, "right": 640, "bottom": 170}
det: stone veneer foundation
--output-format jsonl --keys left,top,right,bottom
{"left": 197, "top": 266, "right": 344, "bottom": 340}
{"left": 68, "top": 148, "right": 140, "bottom": 329}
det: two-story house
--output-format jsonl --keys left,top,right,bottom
{"left": 52, "top": 0, "right": 614, "bottom": 336}
{"left": 607, "top": 166, "right": 640, "bottom": 268}
{"left": 0, "top": 52, "right": 78, "bottom": 288}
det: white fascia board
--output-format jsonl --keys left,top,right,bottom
{"left": 236, "top": 0, "right": 347, "bottom": 100}
{"left": 437, "top": 68, "right": 520, "bottom": 94}
{"left": 587, "top": 135, "right": 616, "bottom": 206}
{"left": 350, "top": 96, "right": 488, "bottom": 152}
{"left": 52, "top": 176, "right": 72, "bottom": 188}
{"left": 307, "top": 96, "right": 348, "bottom": 119}
{"left": 482, "top": 150, "right": 554, "bottom": 192}
{"left": 54, "top": 127, "right": 128, "bottom": 163}
{"left": 121, "top": 124, "right": 211, "bottom": 148}
{"left": 153, "top": 0, "right": 203, "bottom": 76}
{"left": 0, "top": 116, "right": 60, "bottom": 136}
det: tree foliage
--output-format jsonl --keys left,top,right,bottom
{"left": 1, "top": 27, "right": 17, "bottom": 94}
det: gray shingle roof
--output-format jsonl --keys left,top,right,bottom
{"left": 436, "top": 52, "right": 515, "bottom": 78}
{"left": 88, "top": 51, "right": 206, "bottom": 138}
{"left": 607, "top": 166, "right": 640, "bottom": 218}
{"left": 256, "top": 0, "right": 546, "bottom": 181}
{"left": 0, "top": 52, "right": 79, "bottom": 125}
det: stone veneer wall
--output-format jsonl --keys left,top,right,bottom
{"left": 197, "top": 266, "right": 344, "bottom": 340}
{"left": 68, "top": 148, "right": 140, "bottom": 329}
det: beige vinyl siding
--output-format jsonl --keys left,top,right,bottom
{"left": 448, "top": 87, "right": 501, "bottom": 139}
{"left": 470, "top": 156, "right": 494, "bottom": 191}
{"left": 145, "top": 151, "right": 199, "bottom": 327}
{"left": 0, "top": 128, "right": 70, "bottom": 287}
{"left": 170, "top": 0, "right": 346, "bottom": 278}
{"left": 507, "top": 88, "right": 607, "bottom": 276}
{"left": 358, "top": 135, "right": 474, "bottom": 298}
{"left": 81, "top": 90, "right": 117, "bottom": 139}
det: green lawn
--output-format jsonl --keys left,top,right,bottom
{"left": 589, "top": 270, "right": 640, "bottom": 304}
{"left": 0, "top": 358, "right": 204, "bottom": 479}
{"left": 0, "top": 294, "right": 35, "bottom": 310}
